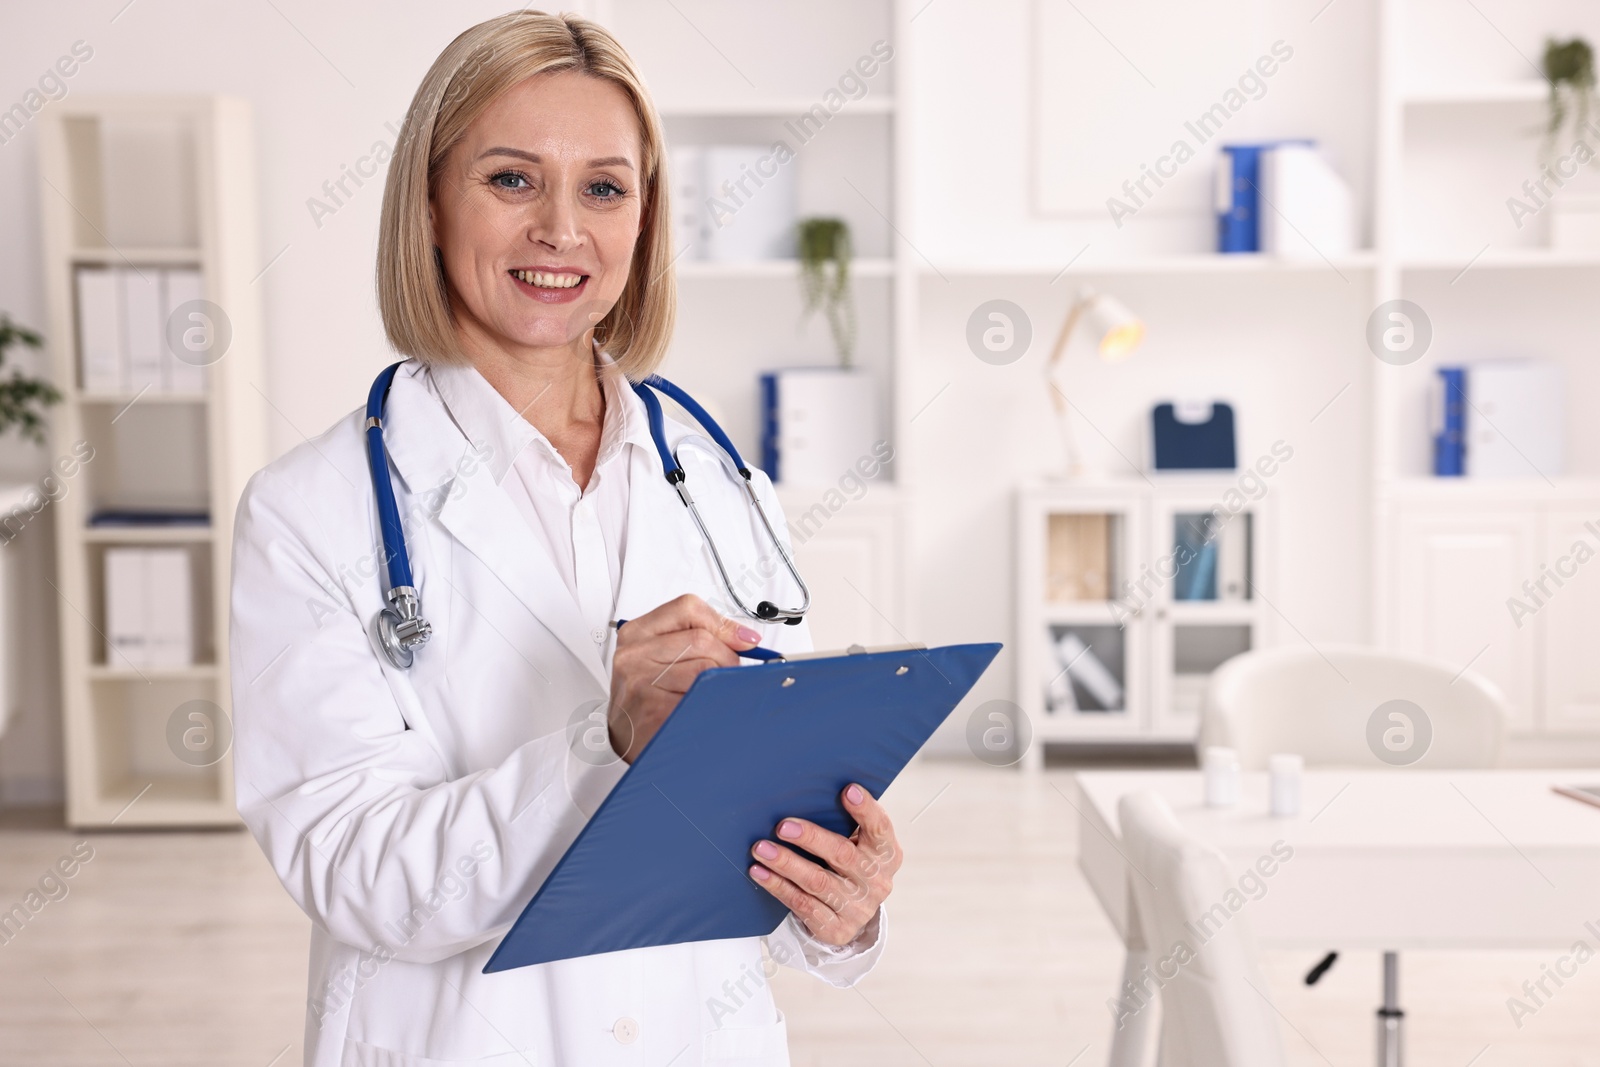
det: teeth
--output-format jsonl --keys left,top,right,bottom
{"left": 514, "top": 270, "right": 583, "bottom": 289}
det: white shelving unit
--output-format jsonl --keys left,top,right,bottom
{"left": 603, "top": 0, "right": 913, "bottom": 646}
{"left": 924, "top": 253, "right": 1380, "bottom": 278}
{"left": 1015, "top": 479, "right": 1274, "bottom": 769}
{"left": 658, "top": 97, "right": 896, "bottom": 118}
{"left": 1370, "top": 0, "right": 1600, "bottom": 751}
{"left": 677, "top": 257, "right": 896, "bottom": 280}
{"left": 37, "top": 95, "right": 266, "bottom": 827}
{"left": 1400, "top": 82, "right": 1549, "bottom": 105}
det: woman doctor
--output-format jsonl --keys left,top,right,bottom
{"left": 230, "top": 11, "right": 900, "bottom": 1066}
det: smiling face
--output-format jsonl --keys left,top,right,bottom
{"left": 429, "top": 70, "right": 645, "bottom": 364}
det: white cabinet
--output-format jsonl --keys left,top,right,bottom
{"left": 1382, "top": 488, "right": 1600, "bottom": 737}
{"left": 1391, "top": 507, "right": 1539, "bottom": 731}
{"left": 1016, "top": 485, "right": 1148, "bottom": 746}
{"left": 1541, "top": 510, "right": 1600, "bottom": 732}
{"left": 777, "top": 486, "right": 901, "bottom": 652}
{"left": 1016, "top": 480, "right": 1274, "bottom": 768}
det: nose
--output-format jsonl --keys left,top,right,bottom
{"left": 525, "top": 183, "right": 581, "bottom": 254}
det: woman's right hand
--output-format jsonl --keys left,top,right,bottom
{"left": 608, "top": 595, "right": 762, "bottom": 763}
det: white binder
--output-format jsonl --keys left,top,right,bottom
{"left": 701, "top": 145, "right": 796, "bottom": 262}
{"left": 103, "top": 548, "right": 193, "bottom": 668}
{"left": 162, "top": 269, "right": 208, "bottom": 395}
{"left": 1465, "top": 361, "right": 1564, "bottom": 479}
{"left": 121, "top": 269, "right": 164, "bottom": 395}
{"left": 75, "top": 268, "right": 122, "bottom": 394}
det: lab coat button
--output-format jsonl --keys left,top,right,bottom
{"left": 613, "top": 1016, "right": 639, "bottom": 1044}
{"left": 591, "top": 628, "right": 605, "bottom": 643}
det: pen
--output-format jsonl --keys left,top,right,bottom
{"left": 612, "top": 619, "right": 785, "bottom": 662}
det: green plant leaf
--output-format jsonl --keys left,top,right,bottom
{"left": 0, "top": 313, "right": 62, "bottom": 444}
{"left": 795, "top": 217, "right": 856, "bottom": 367}
{"left": 1542, "top": 37, "right": 1597, "bottom": 153}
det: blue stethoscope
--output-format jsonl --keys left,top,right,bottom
{"left": 363, "top": 361, "right": 809, "bottom": 669}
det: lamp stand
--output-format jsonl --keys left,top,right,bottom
{"left": 1047, "top": 295, "right": 1093, "bottom": 480}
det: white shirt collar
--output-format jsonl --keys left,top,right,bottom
{"left": 427, "top": 350, "right": 653, "bottom": 486}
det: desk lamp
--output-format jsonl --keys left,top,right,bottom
{"left": 1045, "top": 288, "right": 1145, "bottom": 479}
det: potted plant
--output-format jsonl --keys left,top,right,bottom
{"left": 766, "top": 218, "right": 878, "bottom": 485}
{"left": 797, "top": 217, "right": 855, "bottom": 368}
{"left": 1542, "top": 36, "right": 1596, "bottom": 153}
{"left": 0, "top": 315, "right": 62, "bottom": 444}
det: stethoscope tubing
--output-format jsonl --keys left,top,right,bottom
{"left": 365, "top": 363, "right": 413, "bottom": 589}
{"left": 364, "top": 362, "right": 809, "bottom": 670}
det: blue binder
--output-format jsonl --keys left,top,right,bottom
{"left": 484, "top": 641, "right": 1002, "bottom": 972}
{"left": 759, "top": 371, "right": 781, "bottom": 481}
{"left": 1433, "top": 367, "right": 1465, "bottom": 477}
{"left": 1217, "top": 144, "right": 1267, "bottom": 253}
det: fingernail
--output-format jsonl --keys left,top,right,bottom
{"left": 736, "top": 625, "right": 762, "bottom": 644}
{"left": 846, "top": 784, "right": 865, "bottom": 805}
{"left": 754, "top": 840, "right": 779, "bottom": 860}
{"left": 778, "top": 819, "right": 802, "bottom": 839}
{"left": 750, "top": 865, "right": 770, "bottom": 882}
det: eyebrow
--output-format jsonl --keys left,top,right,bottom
{"left": 477, "top": 146, "right": 635, "bottom": 169}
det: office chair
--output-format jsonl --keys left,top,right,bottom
{"left": 1197, "top": 644, "right": 1509, "bottom": 1066}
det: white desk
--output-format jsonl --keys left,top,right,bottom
{"left": 1073, "top": 770, "right": 1600, "bottom": 1065}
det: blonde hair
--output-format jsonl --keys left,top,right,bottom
{"left": 376, "top": 10, "right": 674, "bottom": 379}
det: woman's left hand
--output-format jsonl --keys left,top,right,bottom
{"left": 748, "top": 783, "right": 901, "bottom": 947}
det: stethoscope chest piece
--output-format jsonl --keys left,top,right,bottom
{"left": 374, "top": 585, "right": 431, "bottom": 670}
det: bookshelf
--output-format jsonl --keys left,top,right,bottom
{"left": 1370, "top": 0, "right": 1600, "bottom": 751}
{"left": 37, "top": 95, "right": 266, "bottom": 828}
{"left": 1015, "top": 479, "right": 1274, "bottom": 770}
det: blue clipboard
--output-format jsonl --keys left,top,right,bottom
{"left": 484, "top": 641, "right": 1002, "bottom": 972}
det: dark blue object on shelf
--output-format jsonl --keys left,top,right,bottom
{"left": 87, "top": 509, "right": 210, "bottom": 526}
{"left": 1218, "top": 145, "right": 1267, "bottom": 253}
{"left": 1433, "top": 367, "right": 1465, "bottom": 477}
{"left": 1152, "top": 402, "right": 1237, "bottom": 471}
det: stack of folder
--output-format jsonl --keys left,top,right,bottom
{"left": 103, "top": 547, "right": 194, "bottom": 668}
{"left": 75, "top": 267, "right": 208, "bottom": 396}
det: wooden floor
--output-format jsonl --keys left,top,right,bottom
{"left": 3, "top": 761, "right": 1600, "bottom": 1066}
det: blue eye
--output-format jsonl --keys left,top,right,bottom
{"left": 491, "top": 170, "right": 529, "bottom": 190}
{"left": 588, "top": 179, "right": 626, "bottom": 199}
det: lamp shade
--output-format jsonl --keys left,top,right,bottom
{"left": 1083, "top": 293, "right": 1145, "bottom": 362}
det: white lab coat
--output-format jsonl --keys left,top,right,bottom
{"left": 229, "top": 361, "right": 884, "bottom": 1067}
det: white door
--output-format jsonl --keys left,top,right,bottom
{"left": 1394, "top": 507, "right": 1539, "bottom": 731}
{"left": 1540, "top": 509, "right": 1600, "bottom": 733}
{"left": 1148, "top": 493, "right": 1265, "bottom": 740}
{"left": 1016, "top": 489, "right": 1148, "bottom": 746}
